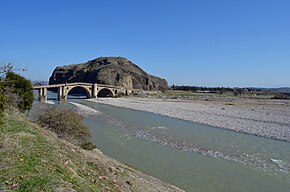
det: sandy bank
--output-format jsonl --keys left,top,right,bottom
{"left": 89, "top": 97, "right": 290, "bottom": 142}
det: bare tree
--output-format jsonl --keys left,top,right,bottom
{"left": 0, "top": 62, "right": 27, "bottom": 79}
{"left": 233, "top": 88, "right": 243, "bottom": 96}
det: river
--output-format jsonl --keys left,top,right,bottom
{"left": 30, "top": 91, "right": 290, "bottom": 192}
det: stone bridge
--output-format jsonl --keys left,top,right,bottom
{"left": 33, "top": 82, "right": 130, "bottom": 102}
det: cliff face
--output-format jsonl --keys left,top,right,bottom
{"left": 49, "top": 57, "right": 168, "bottom": 91}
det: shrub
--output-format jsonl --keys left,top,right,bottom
{"left": 3, "top": 86, "right": 21, "bottom": 109}
{"left": 80, "top": 141, "right": 97, "bottom": 150}
{"left": 271, "top": 94, "right": 289, "bottom": 100}
{"left": 38, "top": 107, "right": 91, "bottom": 143}
{"left": 4, "top": 72, "right": 34, "bottom": 111}
{"left": 233, "top": 88, "right": 243, "bottom": 96}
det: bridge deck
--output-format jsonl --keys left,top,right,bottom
{"left": 33, "top": 82, "right": 123, "bottom": 89}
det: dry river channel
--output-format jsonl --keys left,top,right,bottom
{"left": 30, "top": 91, "right": 290, "bottom": 192}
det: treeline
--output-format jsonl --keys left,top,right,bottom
{"left": 171, "top": 85, "right": 289, "bottom": 99}
{"left": 171, "top": 85, "right": 235, "bottom": 93}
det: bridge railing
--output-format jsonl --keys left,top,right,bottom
{"left": 33, "top": 82, "right": 93, "bottom": 89}
{"left": 33, "top": 82, "right": 124, "bottom": 89}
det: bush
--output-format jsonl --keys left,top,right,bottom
{"left": 80, "top": 141, "right": 97, "bottom": 150}
{"left": 271, "top": 94, "right": 289, "bottom": 100}
{"left": 233, "top": 88, "right": 243, "bottom": 96}
{"left": 4, "top": 72, "right": 34, "bottom": 111}
{"left": 38, "top": 107, "right": 91, "bottom": 143}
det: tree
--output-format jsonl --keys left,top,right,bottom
{"left": 0, "top": 63, "right": 11, "bottom": 116}
{"left": 0, "top": 63, "right": 30, "bottom": 124}
{"left": 4, "top": 72, "right": 34, "bottom": 111}
{"left": 0, "top": 63, "right": 13, "bottom": 78}
{"left": 233, "top": 88, "right": 243, "bottom": 96}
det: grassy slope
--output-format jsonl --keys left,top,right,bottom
{"left": 0, "top": 113, "right": 183, "bottom": 192}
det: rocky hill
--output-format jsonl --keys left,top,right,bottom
{"left": 49, "top": 57, "right": 168, "bottom": 91}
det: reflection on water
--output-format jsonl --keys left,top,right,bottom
{"left": 30, "top": 92, "right": 290, "bottom": 192}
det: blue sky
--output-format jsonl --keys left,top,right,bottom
{"left": 1, "top": 0, "right": 289, "bottom": 87}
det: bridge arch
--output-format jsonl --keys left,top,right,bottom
{"left": 67, "top": 86, "right": 92, "bottom": 98}
{"left": 97, "top": 88, "right": 114, "bottom": 97}
{"left": 33, "top": 82, "right": 130, "bottom": 102}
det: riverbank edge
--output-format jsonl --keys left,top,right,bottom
{"left": 0, "top": 112, "right": 184, "bottom": 192}
{"left": 89, "top": 97, "right": 290, "bottom": 142}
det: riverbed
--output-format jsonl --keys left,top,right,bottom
{"left": 30, "top": 93, "right": 290, "bottom": 191}
{"left": 89, "top": 97, "right": 290, "bottom": 142}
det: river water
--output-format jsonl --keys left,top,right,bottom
{"left": 31, "top": 91, "right": 290, "bottom": 192}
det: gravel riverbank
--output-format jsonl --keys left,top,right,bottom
{"left": 89, "top": 97, "right": 290, "bottom": 142}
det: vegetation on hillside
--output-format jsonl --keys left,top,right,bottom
{"left": 4, "top": 72, "right": 34, "bottom": 111}
{"left": 0, "top": 64, "right": 34, "bottom": 115}
{"left": 38, "top": 107, "right": 93, "bottom": 146}
{"left": 0, "top": 114, "right": 125, "bottom": 191}
{"left": 0, "top": 63, "right": 95, "bottom": 148}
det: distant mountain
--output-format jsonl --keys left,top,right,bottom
{"left": 31, "top": 81, "right": 48, "bottom": 86}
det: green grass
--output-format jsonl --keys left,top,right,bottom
{"left": 0, "top": 114, "right": 119, "bottom": 191}
{"left": 15, "top": 176, "right": 49, "bottom": 192}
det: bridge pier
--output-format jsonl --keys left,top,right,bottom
{"left": 92, "top": 83, "right": 98, "bottom": 98}
{"left": 58, "top": 86, "right": 67, "bottom": 102}
{"left": 38, "top": 88, "right": 47, "bottom": 102}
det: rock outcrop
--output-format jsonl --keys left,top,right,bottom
{"left": 49, "top": 57, "right": 168, "bottom": 91}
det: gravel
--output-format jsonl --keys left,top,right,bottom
{"left": 89, "top": 97, "right": 290, "bottom": 142}
{"left": 70, "top": 101, "right": 102, "bottom": 117}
